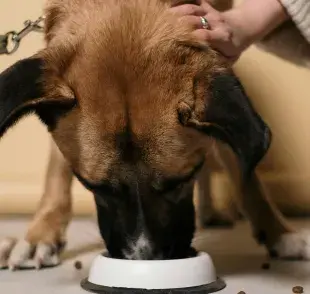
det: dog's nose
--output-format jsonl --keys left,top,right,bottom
{"left": 122, "top": 247, "right": 155, "bottom": 260}
{"left": 122, "top": 233, "right": 159, "bottom": 260}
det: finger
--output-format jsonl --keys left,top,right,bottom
{"left": 206, "top": 28, "right": 232, "bottom": 43}
{"left": 169, "top": 4, "right": 206, "bottom": 17}
{"left": 180, "top": 14, "right": 215, "bottom": 31}
{"left": 179, "top": 15, "right": 210, "bottom": 30}
{"left": 194, "top": 26, "right": 231, "bottom": 40}
{"left": 191, "top": 29, "right": 210, "bottom": 45}
{"left": 195, "top": 11, "right": 225, "bottom": 30}
{"left": 192, "top": 29, "right": 237, "bottom": 58}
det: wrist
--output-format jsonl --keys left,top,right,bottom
{"left": 223, "top": 0, "right": 289, "bottom": 51}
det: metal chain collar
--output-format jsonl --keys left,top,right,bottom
{"left": 0, "top": 15, "right": 45, "bottom": 55}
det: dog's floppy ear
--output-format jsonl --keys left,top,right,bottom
{"left": 0, "top": 56, "right": 75, "bottom": 138}
{"left": 179, "top": 70, "right": 272, "bottom": 179}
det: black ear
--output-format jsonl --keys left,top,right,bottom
{"left": 0, "top": 57, "right": 74, "bottom": 137}
{"left": 179, "top": 71, "right": 272, "bottom": 179}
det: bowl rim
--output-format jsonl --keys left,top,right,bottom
{"left": 98, "top": 250, "right": 207, "bottom": 263}
{"left": 85, "top": 250, "right": 221, "bottom": 290}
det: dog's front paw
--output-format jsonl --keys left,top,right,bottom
{"left": 269, "top": 231, "right": 310, "bottom": 260}
{"left": 0, "top": 237, "right": 64, "bottom": 270}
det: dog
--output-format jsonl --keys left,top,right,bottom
{"left": 0, "top": 0, "right": 309, "bottom": 270}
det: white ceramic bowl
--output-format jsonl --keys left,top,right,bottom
{"left": 81, "top": 251, "right": 225, "bottom": 292}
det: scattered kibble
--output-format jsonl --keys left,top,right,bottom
{"left": 261, "top": 262, "right": 270, "bottom": 270}
{"left": 292, "top": 286, "right": 304, "bottom": 293}
{"left": 74, "top": 260, "right": 83, "bottom": 270}
{"left": 237, "top": 291, "right": 246, "bottom": 294}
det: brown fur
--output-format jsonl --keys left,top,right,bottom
{"left": 39, "top": 0, "right": 227, "bottom": 183}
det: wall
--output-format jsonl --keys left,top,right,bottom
{"left": 0, "top": 0, "right": 309, "bottom": 216}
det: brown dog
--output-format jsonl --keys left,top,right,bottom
{"left": 0, "top": 0, "right": 309, "bottom": 270}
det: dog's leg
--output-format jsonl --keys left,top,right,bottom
{"left": 0, "top": 138, "right": 73, "bottom": 270}
{"left": 195, "top": 162, "right": 236, "bottom": 228}
{"left": 217, "top": 144, "right": 310, "bottom": 260}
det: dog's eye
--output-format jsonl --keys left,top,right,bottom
{"left": 159, "top": 180, "right": 185, "bottom": 194}
{"left": 73, "top": 172, "right": 115, "bottom": 195}
{"left": 154, "top": 172, "right": 197, "bottom": 196}
{"left": 153, "top": 161, "right": 204, "bottom": 194}
{"left": 164, "top": 181, "right": 192, "bottom": 204}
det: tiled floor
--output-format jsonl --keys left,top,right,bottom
{"left": 0, "top": 217, "right": 309, "bottom": 294}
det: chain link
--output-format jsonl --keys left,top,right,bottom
{"left": 0, "top": 15, "right": 45, "bottom": 55}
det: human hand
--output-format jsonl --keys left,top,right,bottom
{"left": 169, "top": 1, "right": 243, "bottom": 61}
{"left": 169, "top": 0, "right": 289, "bottom": 62}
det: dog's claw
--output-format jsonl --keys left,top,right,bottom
{"left": 35, "top": 260, "right": 42, "bottom": 270}
{"left": 8, "top": 239, "right": 33, "bottom": 266}
{"left": 9, "top": 262, "right": 18, "bottom": 271}
{"left": 0, "top": 238, "right": 62, "bottom": 270}
{"left": 34, "top": 243, "right": 60, "bottom": 269}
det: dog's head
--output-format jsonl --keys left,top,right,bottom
{"left": 0, "top": 0, "right": 271, "bottom": 259}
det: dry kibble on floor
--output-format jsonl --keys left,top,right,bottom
{"left": 74, "top": 260, "right": 83, "bottom": 270}
{"left": 261, "top": 262, "right": 270, "bottom": 270}
{"left": 237, "top": 291, "right": 246, "bottom": 294}
{"left": 292, "top": 286, "right": 304, "bottom": 293}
